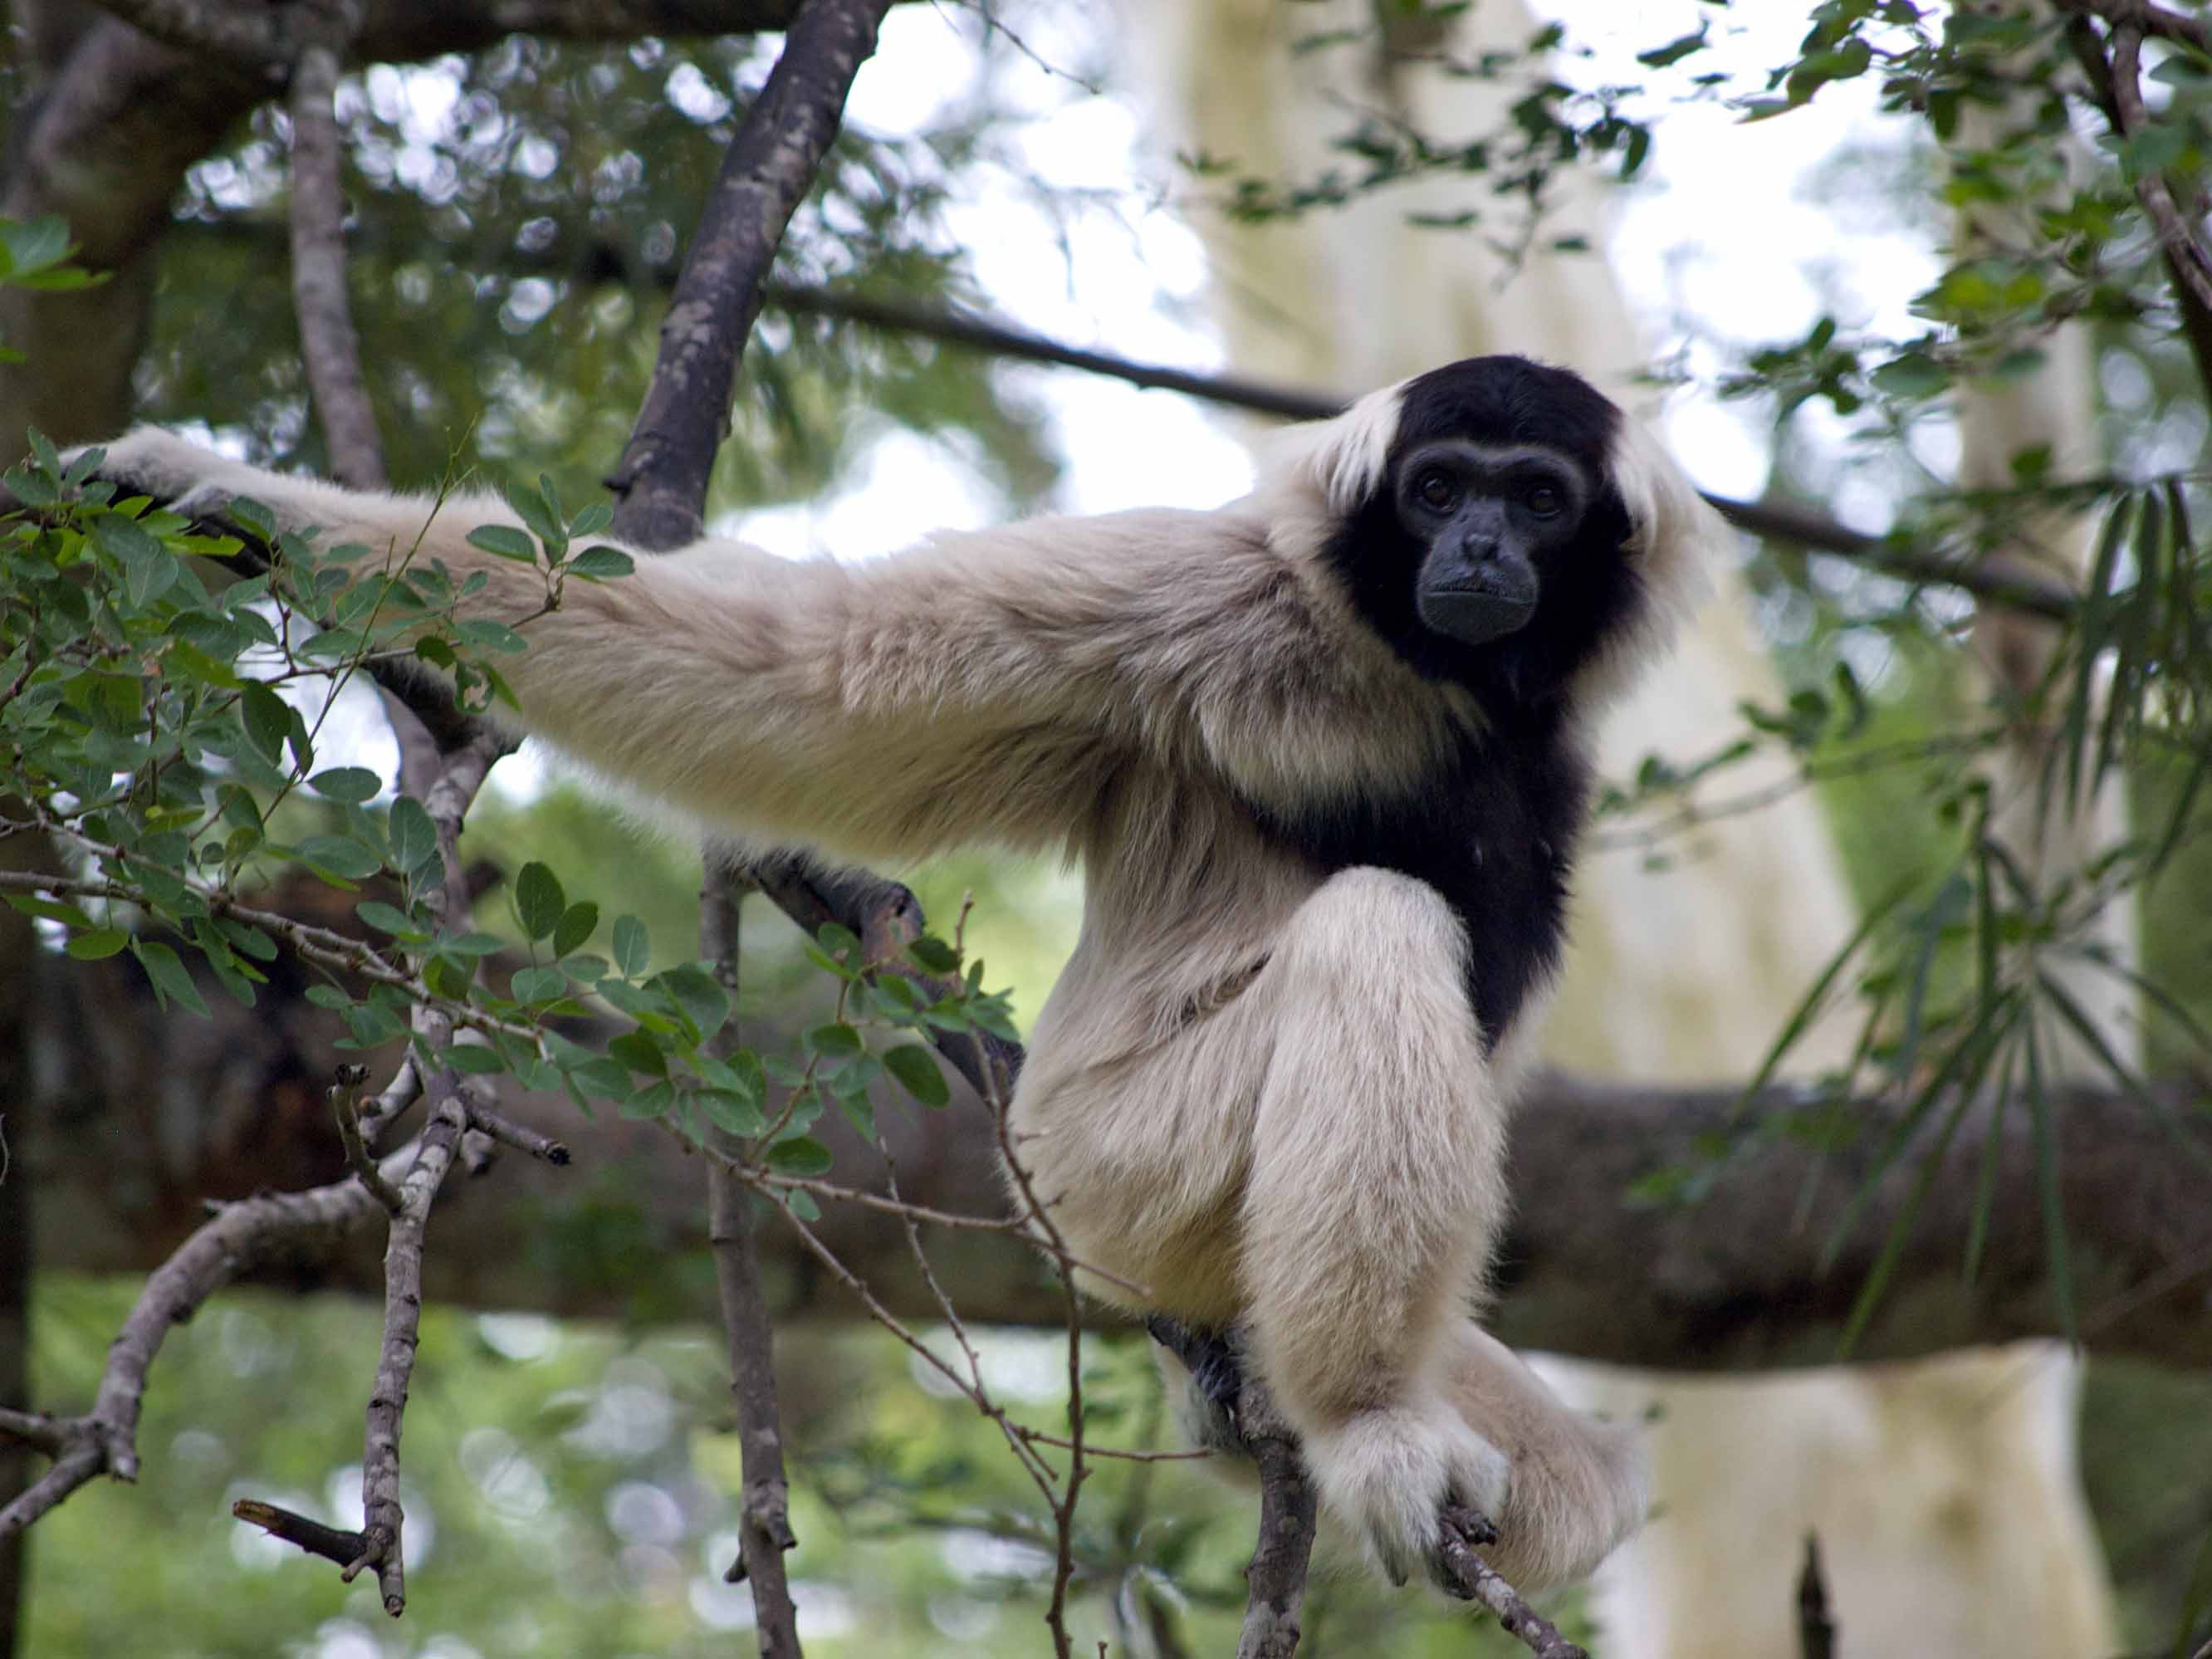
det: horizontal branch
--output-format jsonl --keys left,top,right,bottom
{"left": 159, "top": 215, "right": 2087, "bottom": 619}
{"left": 24, "top": 925, "right": 2212, "bottom": 1371}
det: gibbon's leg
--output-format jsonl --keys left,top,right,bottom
{"left": 1236, "top": 866, "right": 1512, "bottom": 1585}
{"left": 1236, "top": 864, "right": 1634, "bottom": 1591}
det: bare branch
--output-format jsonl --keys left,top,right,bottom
{"left": 1437, "top": 1506, "right": 1588, "bottom": 1659}
{"left": 2068, "top": 12, "right": 2212, "bottom": 394}
{"left": 1797, "top": 1534, "right": 1837, "bottom": 1659}
{"left": 0, "top": 1136, "right": 425, "bottom": 1542}
{"left": 355, "top": 1093, "right": 466, "bottom": 1615}
{"left": 1232, "top": 1384, "right": 1319, "bottom": 1659}
{"left": 2109, "top": 21, "right": 2212, "bottom": 319}
{"left": 83, "top": 0, "right": 288, "bottom": 64}
{"left": 332, "top": 1064, "right": 404, "bottom": 1212}
{"left": 286, "top": 0, "right": 388, "bottom": 490}
{"left": 607, "top": 0, "right": 898, "bottom": 547}
{"left": 231, "top": 1497, "right": 371, "bottom": 1570}
{"left": 699, "top": 873, "right": 803, "bottom": 1654}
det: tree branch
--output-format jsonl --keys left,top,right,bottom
{"left": 2064, "top": 12, "right": 2212, "bottom": 396}
{"left": 1437, "top": 1507, "right": 1587, "bottom": 1659}
{"left": 0, "top": 1131, "right": 429, "bottom": 1541}
{"left": 606, "top": 0, "right": 898, "bottom": 547}
{"left": 1231, "top": 1382, "right": 1319, "bottom": 1659}
{"left": 286, "top": 0, "right": 388, "bottom": 491}
{"left": 700, "top": 872, "right": 804, "bottom": 1657}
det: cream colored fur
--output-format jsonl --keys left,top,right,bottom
{"left": 88, "top": 379, "right": 1709, "bottom": 1590}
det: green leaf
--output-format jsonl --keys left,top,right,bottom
{"left": 658, "top": 962, "right": 731, "bottom": 1043}
{"left": 66, "top": 927, "right": 130, "bottom": 960}
{"left": 467, "top": 523, "right": 541, "bottom": 564}
{"left": 553, "top": 900, "right": 599, "bottom": 957}
{"left": 766, "top": 1137, "right": 834, "bottom": 1177}
{"left": 619, "top": 1080, "right": 676, "bottom": 1121}
{"left": 883, "top": 1044, "right": 951, "bottom": 1108}
{"left": 239, "top": 681, "right": 291, "bottom": 766}
{"left": 1872, "top": 352, "right": 1953, "bottom": 400}
{"left": 454, "top": 619, "right": 530, "bottom": 654}
{"left": 564, "top": 546, "right": 634, "bottom": 582}
{"left": 355, "top": 900, "right": 421, "bottom": 937}
{"left": 504, "top": 482, "right": 565, "bottom": 555}
{"left": 807, "top": 1022, "right": 864, "bottom": 1058}
{"left": 298, "top": 834, "right": 383, "bottom": 879}
{"left": 1636, "top": 26, "right": 1706, "bottom": 68}
{"left": 443, "top": 1045, "right": 508, "bottom": 1076}
{"left": 511, "top": 966, "right": 568, "bottom": 1004}
{"left": 609, "top": 1030, "right": 668, "bottom": 1077}
{"left": 514, "top": 860, "right": 565, "bottom": 942}
{"left": 906, "top": 935, "right": 961, "bottom": 975}
{"left": 131, "top": 939, "right": 209, "bottom": 1017}
{"left": 697, "top": 1089, "right": 766, "bottom": 1138}
{"left": 7, "top": 895, "right": 95, "bottom": 928}
{"left": 309, "top": 766, "right": 384, "bottom": 803}
{"left": 612, "top": 914, "right": 650, "bottom": 977}
{"left": 388, "top": 796, "right": 438, "bottom": 875}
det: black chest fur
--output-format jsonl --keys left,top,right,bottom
{"left": 1248, "top": 717, "right": 1588, "bottom": 1053}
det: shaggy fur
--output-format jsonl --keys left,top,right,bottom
{"left": 88, "top": 354, "right": 1716, "bottom": 1592}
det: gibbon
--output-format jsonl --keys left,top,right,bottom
{"left": 85, "top": 353, "right": 1716, "bottom": 1592}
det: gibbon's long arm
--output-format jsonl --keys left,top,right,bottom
{"left": 89, "top": 430, "right": 1393, "bottom": 860}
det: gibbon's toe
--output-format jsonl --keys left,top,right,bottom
{"left": 1305, "top": 1398, "right": 1510, "bottom": 1588}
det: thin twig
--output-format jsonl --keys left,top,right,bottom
{"left": 2108, "top": 21, "right": 2212, "bottom": 320}
{"left": 697, "top": 871, "right": 803, "bottom": 1654}
{"left": 1796, "top": 1533, "right": 1836, "bottom": 1659}
{"left": 1438, "top": 1505, "right": 1588, "bottom": 1659}
{"left": 231, "top": 1497, "right": 370, "bottom": 1570}
{"left": 355, "top": 1093, "right": 465, "bottom": 1616}
{"left": 0, "top": 1136, "right": 425, "bottom": 1541}
{"left": 330, "top": 1063, "right": 404, "bottom": 1212}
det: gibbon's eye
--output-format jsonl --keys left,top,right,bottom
{"left": 1415, "top": 469, "right": 1457, "bottom": 511}
{"left": 1524, "top": 482, "right": 1564, "bottom": 519}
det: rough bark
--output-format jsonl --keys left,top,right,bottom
{"left": 22, "top": 946, "right": 2210, "bottom": 1368}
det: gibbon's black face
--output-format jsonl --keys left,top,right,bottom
{"left": 1323, "top": 355, "right": 1641, "bottom": 710}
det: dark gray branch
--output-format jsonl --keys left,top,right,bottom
{"left": 1231, "top": 1383, "right": 1319, "bottom": 1659}
{"left": 700, "top": 874, "right": 804, "bottom": 1658}
{"left": 286, "top": 0, "right": 388, "bottom": 491}
{"left": 606, "top": 0, "right": 897, "bottom": 547}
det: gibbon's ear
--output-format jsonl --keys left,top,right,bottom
{"left": 1608, "top": 413, "right": 1722, "bottom": 630}
{"left": 1271, "top": 383, "right": 1406, "bottom": 519}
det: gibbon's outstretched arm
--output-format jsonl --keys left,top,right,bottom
{"left": 83, "top": 427, "right": 1416, "bottom": 863}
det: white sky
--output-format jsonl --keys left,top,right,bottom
{"left": 739, "top": 1, "right": 1940, "bottom": 555}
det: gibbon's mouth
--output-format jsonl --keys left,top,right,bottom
{"left": 1417, "top": 571, "right": 1538, "bottom": 647}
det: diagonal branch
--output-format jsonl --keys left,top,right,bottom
{"left": 606, "top": 0, "right": 898, "bottom": 549}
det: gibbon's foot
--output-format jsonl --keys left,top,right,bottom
{"left": 1441, "top": 1501, "right": 1500, "bottom": 1550}
{"left": 1304, "top": 1398, "right": 1513, "bottom": 1588}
